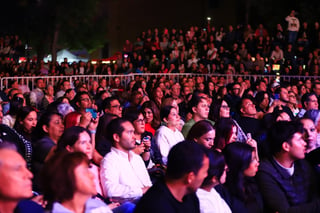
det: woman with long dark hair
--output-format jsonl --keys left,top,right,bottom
{"left": 196, "top": 150, "right": 231, "bottom": 213}
{"left": 220, "top": 142, "right": 263, "bottom": 213}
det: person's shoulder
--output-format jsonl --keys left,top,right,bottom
{"left": 15, "top": 200, "right": 44, "bottom": 213}
{"left": 134, "top": 182, "right": 174, "bottom": 213}
{"left": 85, "top": 198, "right": 112, "bottom": 213}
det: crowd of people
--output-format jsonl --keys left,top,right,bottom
{"left": 1, "top": 10, "right": 320, "bottom": 79}
{"left": 2, "top": 11, "right": 320, "bottom": 213}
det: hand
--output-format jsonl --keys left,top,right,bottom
{"left": 31, "top": 195, "right": 47, "bottom": 208}
{"left": 88, "top": 114, "right": 100, "bottom": 131}
{"left": 108, "top": 202, "right": 120, "bottom": 210}
{"left": 142, "top": 136, "right": 151, "bottom": 150}
{"left": 246, "top": 138, "right": 257, "bottom": 149}
{"left": 79, "top": 112, "right": 92, "bottom": 128}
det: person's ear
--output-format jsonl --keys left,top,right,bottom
{"left": 192, "top": 106, "right": 197, "bottom": 114}
{"left": 113, "top": 133, "right": 120, "bottom": 144}
{"left": 186, "top": 172, "right": 195, "bottom": 185}
{"left": 282, "top": 141, "right": 291, "bottom": 152}
{"left": 42, "top": 125, "right": 49, "bottom": 133}
{"left": 211, "top": 176, "right": 219, "bottom": 185}
{"left": 66, "top": 145, "right": 73, "bottom": 152}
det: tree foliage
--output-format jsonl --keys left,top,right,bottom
{"left": 21, "top": 0, "right": 108, "bottom": 60}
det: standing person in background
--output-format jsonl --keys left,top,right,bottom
{"left": 30, "top": 78, "right": 45, "bottom": 109}
{"left": 286, "top": 10, "right": 300, "bottom": 44}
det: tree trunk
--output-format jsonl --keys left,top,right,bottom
{"left": 51, "top": 25, "right": 60, "bottom": 63}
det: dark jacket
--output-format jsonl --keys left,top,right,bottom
{"left": 257, "top": 157, "right": 320, "bottom": 213}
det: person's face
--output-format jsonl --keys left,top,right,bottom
{"left": 79, "top": 94, "right": 92, "bottom": 109}
{"left": 37, "top": 79, "right": 45, "bottom": 89}
{"left": 171, "top": 84, "right": 181, "bottom": 97}
{"left": 144, "top": 108, "right": 154, "bottom": 123}
{"left": 219, "top": 100, "right": 230, "bottom": 118}
{"left": 107, "top": 99, "right": 122, "bottom": 118}
{"left": 155, "top": 87, "right": 163, "bottom": 99}
{"left": 258, "top": 82, "right": 267, "bottom": 92}
{"left": 183, "top": 86, "right": 191, "bottom": 96}
{"left": 193, "top": 99, "right": 209, "bottom": 120}
{"left": 288, "top": 92, "right": 297, "bottom": 105}
{"left": 0, "top": 150, "right": 33, "bottom": 200}
{"left": 243, "top": 151, "right": 259, "bottom": 177}
{"left": 100, "top": 79, "right": 107, "bottom": 88}
{"left": 66, "top": 90, "right": 75, "bottom": 101}
{"left": 133, "top": 114, "right": 145, "bottom": 134}
{"left": 165, "top": 108, "right": 180, "bottom": 129}
{"left": 280, "top": 88, "right": 289, "bottom": 102}
{"left": 45, "top": 115, "right": 64, "bottom": 141}
{"left": 47, "top": 86, "right": 54, "bottom": 96}
{"left": 261, "top": 93, "right": 269, "bottom": 108}
{"left": 305, "top": 80, "right": 312, "bottom": 89}
{"left": 69, "top": 131, "right": 93, "bottom": 159}
{"left": 229, "top": 126, "right": 237, "bottom": 143}
{"left": 314, "top": 84, "right": 320, "bottom": 96}
{"left": 63, "top": 82, "right": 71, "bottom": 91}
{"left": 74, "top": 162, "right": 96, "bottom": 196}
{"left": 188, "top": 156, "right": 209, "bottom": 193}
{"left": 21, "top": 111, "right": 37, "bottom": 133}
{"left": 301, "top": 119, "right": 317, "bottom": 151}
{"left": 241, "top": 99, "right": 256, "bottom": 117}
{"left": 232, "top": 85, "right": 241, "bottom": 96}
{"left": 116, "top": 121, "right": 136, "bottom": 152}
{"left": 305, "top": 95, "right": 318, "bottom": 110}
{"left": 287, "top": 133, "right": 307, "bottom": 160}
{"left": 195, "top": 129, "right": 215, "bottom": 149}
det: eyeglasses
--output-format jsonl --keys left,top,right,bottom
{"left": 136, "top": 118, "right": 146, "bottom": 124}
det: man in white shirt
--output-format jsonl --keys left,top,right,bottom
{"left": 29, "top": 78, "right": 45, "bottom": 109}
{"left": 100, "top": 118, "right": 152, "bottom": 200}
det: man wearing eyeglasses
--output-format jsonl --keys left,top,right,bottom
{"left": 297, "top": 93, "right": 319, "bottom": 117}
{"left": 102, "top": 96, "right": 123, "bottom": 118}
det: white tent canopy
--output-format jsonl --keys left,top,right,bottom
{"left": 44, "top": 49, "right": 89, "bottom": 64}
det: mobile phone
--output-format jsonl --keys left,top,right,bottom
{"left": 86, "top": 108, "right": 97, "bottom": 119}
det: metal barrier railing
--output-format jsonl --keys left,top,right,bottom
{"left": 0, "top": 73, "right": 318, "bottom": 91}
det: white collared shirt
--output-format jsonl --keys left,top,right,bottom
{"left": 100, "top": 147, "right": 152, "bottom": 199}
